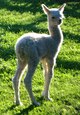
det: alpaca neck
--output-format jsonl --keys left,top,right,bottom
{"left": 48, "top": 24, "right": 63, "bottom": 41}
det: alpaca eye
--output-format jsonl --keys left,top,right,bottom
{"left": 52, "top": 16, "right": 55, "bottom": 19}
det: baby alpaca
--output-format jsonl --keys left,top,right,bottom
{"left": 13, "top": 3, "right": 66, "bottom": 106}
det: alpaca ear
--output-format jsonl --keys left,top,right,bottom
{"left": 41, "top": 4, "right": 50, "bottom": 14}
{"left": 59, "top": 3, "right": 66, "bottom": 12}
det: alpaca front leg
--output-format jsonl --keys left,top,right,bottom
{"left": 42, "top": 59, "right": 53, "bottom": 101}
{"left": 42, "top": 74, "right": 52, "bottom": 101}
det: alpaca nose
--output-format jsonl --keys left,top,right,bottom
{"left": 59, "top": 19, "right": 61, "bottom": 24}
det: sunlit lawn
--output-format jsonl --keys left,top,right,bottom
{"left": 0, "top": 0, "right": 80, "bottom": 115}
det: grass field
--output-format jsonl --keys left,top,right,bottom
{"left": 0, "top": 0, "right": 80, "bottom": 115}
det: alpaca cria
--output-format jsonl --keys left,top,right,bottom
{"left": 13, "top": 3, "right": 66, "bottom": 106}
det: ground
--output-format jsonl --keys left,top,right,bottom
{"left": 0, "top": 0, "right": 80, "bottom": 115}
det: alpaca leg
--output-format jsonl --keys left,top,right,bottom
{"left": 13, "top": 60, "right": 26, "bottom": 105}
{"left": 42, "top": 59, "right": 54, "bottom": 100}
{"left": 24, "top": 60, "right": 40, "bottom": 106}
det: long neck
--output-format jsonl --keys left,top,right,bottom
{"left": 48, "top": 24, "right": 63, "bottom": 42}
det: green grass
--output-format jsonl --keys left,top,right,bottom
{"left": 0, "top": 0, "right": 80, "bottom": 115}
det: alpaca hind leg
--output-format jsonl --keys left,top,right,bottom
{"left": 24, "top": 60, "right": 40, "bottom": 106}
{"left": 12, "top": 60, "right": 26, "bottom": 105}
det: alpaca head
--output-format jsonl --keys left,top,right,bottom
{"left": 42, "top": 3, "right": 66, "bottom": 26}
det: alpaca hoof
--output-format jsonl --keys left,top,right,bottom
{"left": 33, "top": 101, "right": 40, "bottom": 106}
{"left": 16, "top": 101, "right": 23, "bottom": 106}
{"left": 41, "top": 95, "right": 53, "bottom": 101}
{"left": 45, "top": 97, "right": 53, "bottom": 102}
